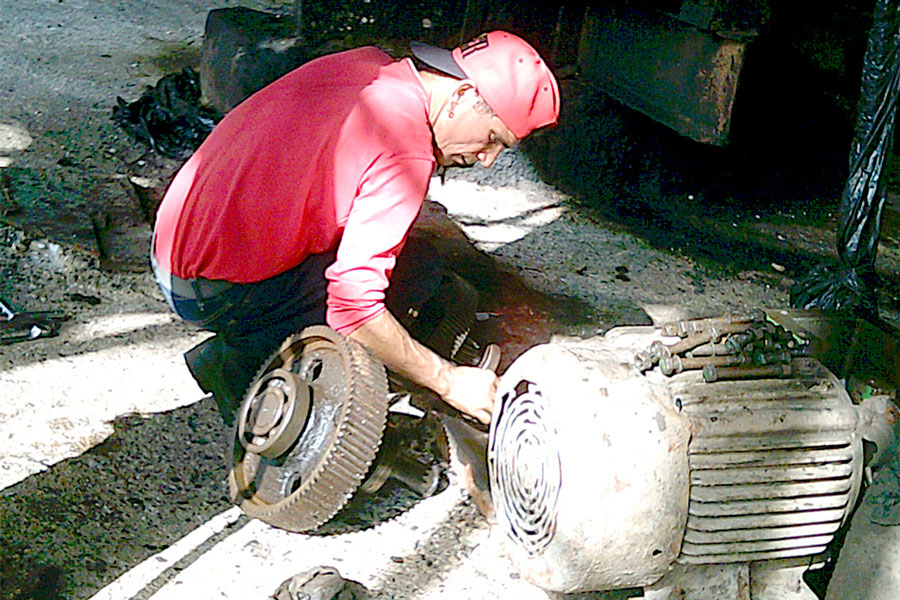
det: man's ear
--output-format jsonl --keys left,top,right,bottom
{"left": 450, "top": 81, "right": 476, "bottom": 107}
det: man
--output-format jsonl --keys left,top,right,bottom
{"left": 151, "top": 30, "right": 560, "bottom": 426}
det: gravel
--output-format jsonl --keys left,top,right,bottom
{"left": 3, "top": 3, "right": 900, "bottom": 599}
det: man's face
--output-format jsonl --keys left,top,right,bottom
{"left": 432, "top": 85, "right": 518, "bottom": 170}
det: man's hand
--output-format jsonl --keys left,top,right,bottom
{"left": 347, "top": 309, "right": 497, "bottom": 424}
{"left": 440, "top": 365, "right": 498, "bottom": 425}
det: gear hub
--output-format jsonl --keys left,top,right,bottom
{"left": 228, "top": 326, "right": 389, "bottom": 532}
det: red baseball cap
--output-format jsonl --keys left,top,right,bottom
{"left": 411, "top": 31, "right": 560, "bottom": 139}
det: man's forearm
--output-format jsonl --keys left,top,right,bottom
{"left": 347, "top": 309, "right": 452, "bottom": 396}
{"left": 347, "top": 308, "right": 498, "bottom": 425}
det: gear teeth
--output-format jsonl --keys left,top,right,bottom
{"left": 424, "top": 273, "right": 479, "bottom": 364}
{"left": 231, "top": 326, "right": 390, "bottom": 532}
{"left": 314, "top": 412, "right": 451, "bottom": 535}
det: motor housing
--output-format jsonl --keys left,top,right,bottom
{"left": 488, "top": 323, "right": 871, "bottom": 595}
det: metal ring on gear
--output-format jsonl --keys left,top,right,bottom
{"left": 237, "top": 368, "right": 312, "bottom": 459}
{"left": 228, "top": 326, "right": 389, "bottom": 533}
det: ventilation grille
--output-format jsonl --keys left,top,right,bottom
{"left": 669, "top": 358, "right": 862, "bottom": 564}
{"left": 489, "top": 379, "right": 562, "bottom": 556}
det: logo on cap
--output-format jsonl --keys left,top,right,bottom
{"left": 452, "top": 31, "right": 561, "bottom": 139}
{"left": 460, "top": 34, "right": 490, "bottom": 58}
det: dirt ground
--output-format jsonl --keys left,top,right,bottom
{"left": 3, "top": 1, "right": 900, "bottom": 599}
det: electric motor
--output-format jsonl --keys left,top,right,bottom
{"left": 488, "top": 318, "right": 882, "bottom": 595}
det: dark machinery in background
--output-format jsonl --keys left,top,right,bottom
{"left": 577, "top": 0, "right": 900, "bottom": 321}
{"left": 578, "top": 0, "right": 767, "bottom": 146}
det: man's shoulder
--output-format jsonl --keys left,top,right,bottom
{"left": 364, "top": 57, "right": 426, "bottom": 118}
{"left": 360, "top": 63, "right": 431, "bottom": 153}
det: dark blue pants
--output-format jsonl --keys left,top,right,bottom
{"left": 152, "top": 239, "right": 443, "bottom": 417}
{"left": 171, "top": 252, "right": 334, "bottom": 359}
{"left": 152, "top": 251, "right": 335, "bottom": 414}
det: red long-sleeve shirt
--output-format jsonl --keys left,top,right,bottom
{"left": 153, "top": 47, "right": 437, "bottom": 333}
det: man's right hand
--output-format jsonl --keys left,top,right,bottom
{"left": 347, "top": 309, "right": 498, "bottom": 425}
{"left": 440, "top": 364, "right": 498, "bottom": 425}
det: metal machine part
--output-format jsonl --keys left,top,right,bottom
{"left": 579, "top": 5, "right": 750, "bottom": 145}
{"left": 0, "top": 297, "right": 67, "bottom": 345}
{"left": 358, "top": 415, "right": 445, "bottom": 498}
{"left": 670, "top": 357, "right": 862, "bottom": 565}
{"left": 488, "top": 314, "right": 896, "bottom": 596}
{"left": 227, "top": 272, "right": 494, "bottom": 533}
{"left": 228, "top": 326, "right": 390, "bottom": 533}
{"left": 489, "top": 332, "right": 691, "bottom": 593}
{"left": 313, "top": 409, "right": 451, "bottom": 536}
{"left": 392, "top": 270, "right": 483, "bottom": 367}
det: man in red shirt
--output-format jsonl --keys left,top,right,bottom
{"left": 152, "top": 31, "right": 559, "bottom": 425}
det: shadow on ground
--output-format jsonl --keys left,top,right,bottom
{"left": 0, "top": 398, "right": 231, "bottom": 600}
{"left": 454, "top": 14, "right": 881, "bottom": 288}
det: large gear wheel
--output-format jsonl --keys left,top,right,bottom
{"left": 227, "top": 326, "right": 389, "bottom": 533}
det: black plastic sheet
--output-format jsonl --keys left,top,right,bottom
{"left": 791, "top": 0, "right": 900, "bottom": 319}
{"left": 111, "top": 67, "right": 221, "bottom": 159}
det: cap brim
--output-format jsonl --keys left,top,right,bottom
{"left": 410, "top": 41, "right": 466, "bottom": 79}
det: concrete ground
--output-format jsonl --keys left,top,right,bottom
{"left": 3, "top": 1, "right": 900, "bottom": 599}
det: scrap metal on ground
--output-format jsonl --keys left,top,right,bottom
{"left": 0, "top": 297, "right": 68, "bottom": 345}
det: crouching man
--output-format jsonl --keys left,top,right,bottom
{"left": 150, "top": 31, "right": 560, "bottom": 425}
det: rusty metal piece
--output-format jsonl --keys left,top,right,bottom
{"left": 359, "top": 418, "right": 443, "bottom": 498}
{"left": 661, "top": 354, "right": 747, "bottom": 376}
{"left": 393, "top": 271, "right": 482, "bottom": 366}
{"left": 665, "top": 323, "right": 753, "bottom": 354}
{"left": 666, "top": 332, "right": 714, "bottom": 355}
{"left": 643, "top": 311, "right": 805, "bottom": 383}
{"left": 579, "top": 5, "right": 747, "bottom": 145}
{"left": 766, "top": 308, "right": 900, "bottom": 391}
{"left": 641, "top": 318, "right": 771, "bottom": 375}
{"left": 749, "top": 350, "right": 793, "bottom": 366}
{"left": 724, "top": 322, "right": 777, "bottom": 353}
{"left": 687, "top": 342, "right": 733, "bottom": 357}
{"left": 0, "top": 298, "right": 68, "bottom": 345}
{"left": 661, "top": 309, "right": 766, "bottom": 338}
{"left": 722, "top": 321, "right": 805, "bottom": 358}
{"left": 858, "top": 395, "right": 900, "bottom": 470}
{"left": 477, "top": 343, "right": 501, "bottom": 372}
{"left": 670, "top": 357, "right": 862, "bottom": 565}
{"left": 493, "top": 322, "right": 867, "bottom": 593}
{"left": 228, "top": 326, "right": 389, "bottom": 533}
{"left": 703, "top": 363, "right": 793, "bottom": 382}
{"left": 237, "top": 368, "right": 311, "bottom": 459}
{"left": 490, "top": 339, "right": 691, "bottom": 593}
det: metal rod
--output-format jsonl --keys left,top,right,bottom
{"left": 665, "top": 322, "right": 752, "bottom": 355}
{"left": 660, "top": 309, "right": 766, "bottom": 337}
{"left": 703, "top": 363, "right": 793, "bottom": 383}
{"left": 688, "top": 342, "right": 733, "bottom": 356}
{"left": 682, "top": 354, "right": 747, "bottom": 371}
